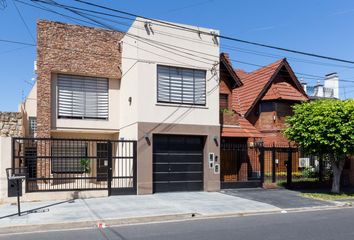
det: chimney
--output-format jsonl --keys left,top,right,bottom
{"left": 300, "top": 78, "right": 307, "bottom": 93}
{"left": 314, "top": 80, "right": 324, "bottom": 97}
{"left": 324, "top": 72, "right": 339, "bottom": 98}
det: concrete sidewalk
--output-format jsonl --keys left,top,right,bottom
{"left": 0, "top": 191, "right": 346, "bottom": 235}
{"left": 0, "top": 192, "right": 280, "bottom": 233}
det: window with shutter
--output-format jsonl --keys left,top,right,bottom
{"left": 57, "top": 74, "right": 109, "bottom": 120}
{"left": 157, "top": 65, "right": 206, "bottom": 105}
{"left": 51, "top": 141, "right": 87, "bottom": 173}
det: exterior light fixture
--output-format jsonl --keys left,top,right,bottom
{"left": 144, "top": 133, "right": 151, "bottom": 146}
{"left": 213, "top": 136, "right": 218, "bottom": 146}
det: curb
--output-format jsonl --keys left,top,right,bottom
{"left": 0, "top": 204, "right": 351, "bottom": 235}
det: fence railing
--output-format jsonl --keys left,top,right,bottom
{"left": 12, "top": 137, "right": 137, "bottom": 195}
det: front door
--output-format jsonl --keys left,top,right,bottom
{"left": 97, "top": 143, "right": 108, "bottom": 181}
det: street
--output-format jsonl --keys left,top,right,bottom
{"left": 2, "top": 208, "right": 354, "bottom": 240}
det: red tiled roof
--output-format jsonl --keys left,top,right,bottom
{"left": 262, "top": 82, "right": 308, "bottom": 101}
{"left": 222, "top": 117, "right": 262, "bottom": 138}
{"left": 232, "top": 59, "right": 283, "bottom": 115}
{"left": 231, "top": 58, "right": 308, "bottom": 116}
{"left": 220, "top": 53, "right": 242, "bottom": 87}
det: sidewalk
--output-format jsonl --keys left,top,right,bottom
{"left": 0, "top": 191, "right": 345, "bottom": 234}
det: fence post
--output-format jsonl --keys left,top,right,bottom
{"left": 133, "top": 141, "right": 137, "bottom": 194}
{"left": 260, "top": 145, "right": 265, "bottom": 186}
{"left": 107, "top": 140, "right": 112, "bottom": 196}
{"left": 287, "top": 144, "right": 292, "bottom": 188}
{"left": 319, "top": 154, "right": 323, "bottom": 182}
{"left": 272, "top": 143, "right": 276, "bottom": 183}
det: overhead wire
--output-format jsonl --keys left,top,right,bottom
{"left": 72, "top": 0, "right": 354, "bottom": 65}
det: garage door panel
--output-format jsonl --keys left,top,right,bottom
{"left": 154, "top": 182, "right": 203, "bottom": 193}
{"left": 169, "top": 163, "right": 203, "bottom": 172}
{"left": 168, "top": 154, "right": 203, "bottom": 163}
{"left": 168, "top": 172, "right": 203, "bottom": 181}
{"left": 153, "top": 135, "right": 204, "bottom": 193}
{"left": 153, "top": 172, "right": 170, "bottom": 181}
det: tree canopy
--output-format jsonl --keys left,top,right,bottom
{"left": 284, "top": 99, "right": 354, "bottom": 193}
{"left": 284, "top": 99, "right": 354, "bottom": 155}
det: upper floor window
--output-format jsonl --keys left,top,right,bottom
{"left": 219, "top": 94, "right": 229, "bottom": 110}
{"left": 157, "top": 65, "right": 206, "bottom": 105}
{"left": 259, "top": 102, "right": 274, "bottom": 113}
{"left": 57, "top": 74, "right": 109, "bottom": 120}
{"left": 28, "top": 117, "right": 37, "bottom": 137}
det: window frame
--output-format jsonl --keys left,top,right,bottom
{"left": 56, "top": 74, "right": 109, "bottom": 121}
{"left": 156, "top": 65, "right": 207, "bottom": 106}
{"left": 219, "top": 93, "right": 229, "bottom": 111}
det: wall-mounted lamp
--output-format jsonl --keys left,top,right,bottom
{"left": 213, "top": 136, "right": 219, "bottom": 146}
{"left": 144, "top": 133, "right": 151, "bottom": 146}
{"left": 128, "top": 97, "right": 132, "bottom": 106}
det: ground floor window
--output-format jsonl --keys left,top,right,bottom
{"left": 51, "top": 141, "right": 88, "bottom": 173}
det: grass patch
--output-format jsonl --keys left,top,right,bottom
{"left": 301, "top": 192, "right": 354, "bottom": 201}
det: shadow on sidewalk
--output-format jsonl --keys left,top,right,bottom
{"left": 0, "top": 199, "right": 75, "bottom": 219}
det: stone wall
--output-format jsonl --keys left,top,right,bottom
{"left": 0, "top": 112, "right": 23, "bottom": 137}
{"left": 36, "top": 20, "right": 124, "bottom": 138}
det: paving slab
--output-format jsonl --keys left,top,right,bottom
{"left": 0, "top": 192, "right": 280, "bottom": 229}
{"left": 222, "top": 188, "right": 335, "bottom": 209}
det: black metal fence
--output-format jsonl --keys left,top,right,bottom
{"left": 260, "top": 144, "right": 331, "bottom": 188}
{"left": 220, "top": 142, "right": 331, "bottom": 189}
{"left": 220, "top": 141, "right": 262, "bottom": 188}
{"left": 12, "top": 138, "right": 137, "bottom": 195}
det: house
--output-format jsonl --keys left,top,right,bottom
{"left": 16, "top": 18, "right": 220, "bottom": 199}
{"left": 302, "top": 73, "right": 339, "bottom": 99}
{"left": 218, "top": 53, "right": 308, "bottom": 188}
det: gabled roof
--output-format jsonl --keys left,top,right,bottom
{"left": 220, "top": 53, "right": 242, "bottom": 88}
{"left": 232, "top": 58, "right": 308, "bottom": 116}
{"left": 262, "top": 82, "right": 308, "bottom": 101}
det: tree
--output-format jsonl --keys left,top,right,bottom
{"left": 284, "top": 99, "right": 354, "bottom": 193}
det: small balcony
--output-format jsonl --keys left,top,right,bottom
{"left": 220, "top": 110, "right": 240, "bottom": 126}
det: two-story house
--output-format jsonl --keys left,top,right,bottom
{"left": 21, "top": 18, "right": 220, "bottom": 196}
{"left": 218, "top": 54, "right": 308, "bottom": 188}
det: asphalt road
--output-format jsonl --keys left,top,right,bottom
{"left": 2, "top": 208, "right": 354, "bottom": 240}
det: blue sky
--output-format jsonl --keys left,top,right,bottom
{"left": 1, "top": 0, "right": 354, "bottom": 111}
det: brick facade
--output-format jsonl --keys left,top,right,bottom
{"left": 36, "top": 20, "right": 124, "bottom": 138}
{"left": 36, "top": 20, "right": 124, "bottom": 177}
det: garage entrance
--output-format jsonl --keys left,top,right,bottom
{"left": 153, "top": 135, "right": 204, "bottom": 193}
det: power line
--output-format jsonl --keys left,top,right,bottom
{"left": 12, "top": 0, "right": 35, "bottom": 42}
{"left": 73, "top": 0, "right": 354, "bottom": 65}
{"left": 6, "top": 1, "right": 354, "bottom": 84}
{"left": 32, "top": 0, "right": 354, "bottom": 71}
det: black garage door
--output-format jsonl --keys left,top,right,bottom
{"left": 153, "top": 135, "right": 204, "bottom": 193}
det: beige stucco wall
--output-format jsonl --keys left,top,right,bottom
{"left": 119, "top": 18, "right": 220, "bottom": 140}
{"left": 0, "top": 137, "right": 12, "bottom": 203}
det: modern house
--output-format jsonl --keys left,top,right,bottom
{"left": 17, "top": 18, "right": 220, "bottom": 198}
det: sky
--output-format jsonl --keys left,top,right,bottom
{"left": 1, "top": 0, "right": 354, "bottom": 111}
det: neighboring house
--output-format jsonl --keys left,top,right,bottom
{"left": 20, "top": 18, "right": 220, "bottom": 197}
{"left": 218, "top": 53, "right": 308, "bottom": 188}
{"left": 302, "top": 73, "right": 339, "bottom": 100}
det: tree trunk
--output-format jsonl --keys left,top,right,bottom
{"left": 331, "top": 156, "right": 345, "bottom": 194}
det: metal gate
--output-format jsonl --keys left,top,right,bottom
{"left": 12, "top": 138, "right": 137, "bottom": 195}
{"left": 220, "top": 140, "right": 262, "bottom": 188}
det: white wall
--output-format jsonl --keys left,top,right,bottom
{"left": 23, "top": 82, "right": 37, "bottom": 118}
{"left": 119, "top": 18, "right": 220, "bottom": 139}
{"left": 0, "top": 137, "right": 11, "bottom": 203}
